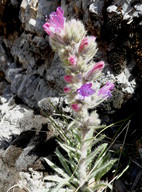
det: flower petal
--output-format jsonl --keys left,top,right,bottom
{"left": 77, "top": 83, "right": 95, "bottom": 97}
{"left": 43, "top": 7, "right": 65, "bottom": 36}
{"left": 98, "top": 82, "right": 114, "bottom": 98}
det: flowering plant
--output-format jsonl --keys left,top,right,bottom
{"left": 43, "top": 7, "right": 116, "bottom": 192}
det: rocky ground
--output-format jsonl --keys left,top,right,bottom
{"left": 0, "top": 0, "right": 142, "bottom": 191}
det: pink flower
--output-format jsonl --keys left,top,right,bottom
{"left": 79, "top": 38, "right": 88, "bottom": 52}
{"left": 98, "top": 82, "right": 114, "bottom": 98}
{"left": 64, "top": 87, "right": 71, "bottom": 93}
{"left": 71, "top": 103, "right": 80, "bottom": 111}
{"left": 43, "top": 7, "right": 65, "bottom": 37}
{"left": 87, "top": 61, "right": 104, "bottom": 77}
{"left": 64, "top": 75, "right": 73, "bottom": 83}
{"left": 79, "top": 36, "right": 96, "bottom": 52}
{"left": 77, "top": 83, "right": 95, "bottom": 97}
{"left": 68, "top": 55, "right": 77, "bottom": 66}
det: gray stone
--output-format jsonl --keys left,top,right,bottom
{"left": 106, "top": 0, "right": 142, "bottom": 23}
{"left": 20, "top": 0, "right": 57, "bottom": 34}
{"left": 0, "top": 41, "right": 11, "bottom": 73}
{"left": 11, "top": 33, "right": 36, "bottom": 69}
{"left": 45, "top": 54, "right": 65, "bottom": 91}
{"left": 107, "top": 5, "right": 119, "bottom": 14}
{"left": 15, "top": 144, "right": 39, "bottom": 171}
{"left": 0, "top": 96, "right": 46, "bottom": 141}
{"left": 114, "top": 180, "right": 125, "bottom": 192}
{"left": 5, "top": 63, "right": 23, "bottom": 83}
{"left": 0, "top": 157, "right": 19, "bottom": 192}
{"left": 10, "top": 0, "right": 21, "bottom": 7}
{"left": 89, "top": 0, "right": 104, "bottom": 16}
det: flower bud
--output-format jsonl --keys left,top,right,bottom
{"left": 85, "top": 61, "right": 104, "bottom": 81}
{"left": 68, "top": 55, "right": 77, "bottom": 66}
{"left": 79, "top": 36, "right": 96, "bottom": 52}
{"left": 71, "top": 103, "right": 80, "bottom": 111}
{"left": 79, "top": 37, "right": 88, "bottom": 52}
{"left": 78, "top": 36, "right": 97, "bottom": 62}
{"left": 64, "top": 87, "right": 71, "bottom": 93}
{"left": 88, "top": 61, "right": 104, "bottom": 75}
{"left": 64, "top": 19, "right": 86, "bottom": 43}
{"left": 64, "top": 75, "right": 73, "bottom": 83}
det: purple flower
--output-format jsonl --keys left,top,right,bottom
{"left": 43, "top": 7, "right": 65, "bottom": 37}
{"left": 77, "top": 83, "right": 95, "bottom": 98}
{"left": 98, "top": 82, "right": 114, "bottom": 98}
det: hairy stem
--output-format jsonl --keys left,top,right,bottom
{"left": 79, "top": 124, "right": 94, "bottom": 191}
{"left": 79, "top": 127, "right": 88, "bottom": 188}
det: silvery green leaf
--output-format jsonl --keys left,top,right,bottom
{"left": 88, "top": 159, "right": 117, "bottom": 181}
{"left": 67, "top": 120, "right": 77, "bottom": 130}
{"left": 44, "top": 175, "right": 64, "bottom": 183}
{"left": 85, "top": 143, "right": 109, "bottom": 167}
{"left": 52, "top": 178, "right": 71, "bottom": 192}
{"left": 58, "top": 142, "right": 81, "bottom": 155}
{"left": 116, "top": 164, "right": 129, "bottom": 179}
{"left": 44, "top": 158, "right": 69, "bottom": 179}
{"left": 90, "top": 143, "right": 108, "bottom": 171}
{"left": 55, "top": 148, "right": 72, "bottom": 176}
